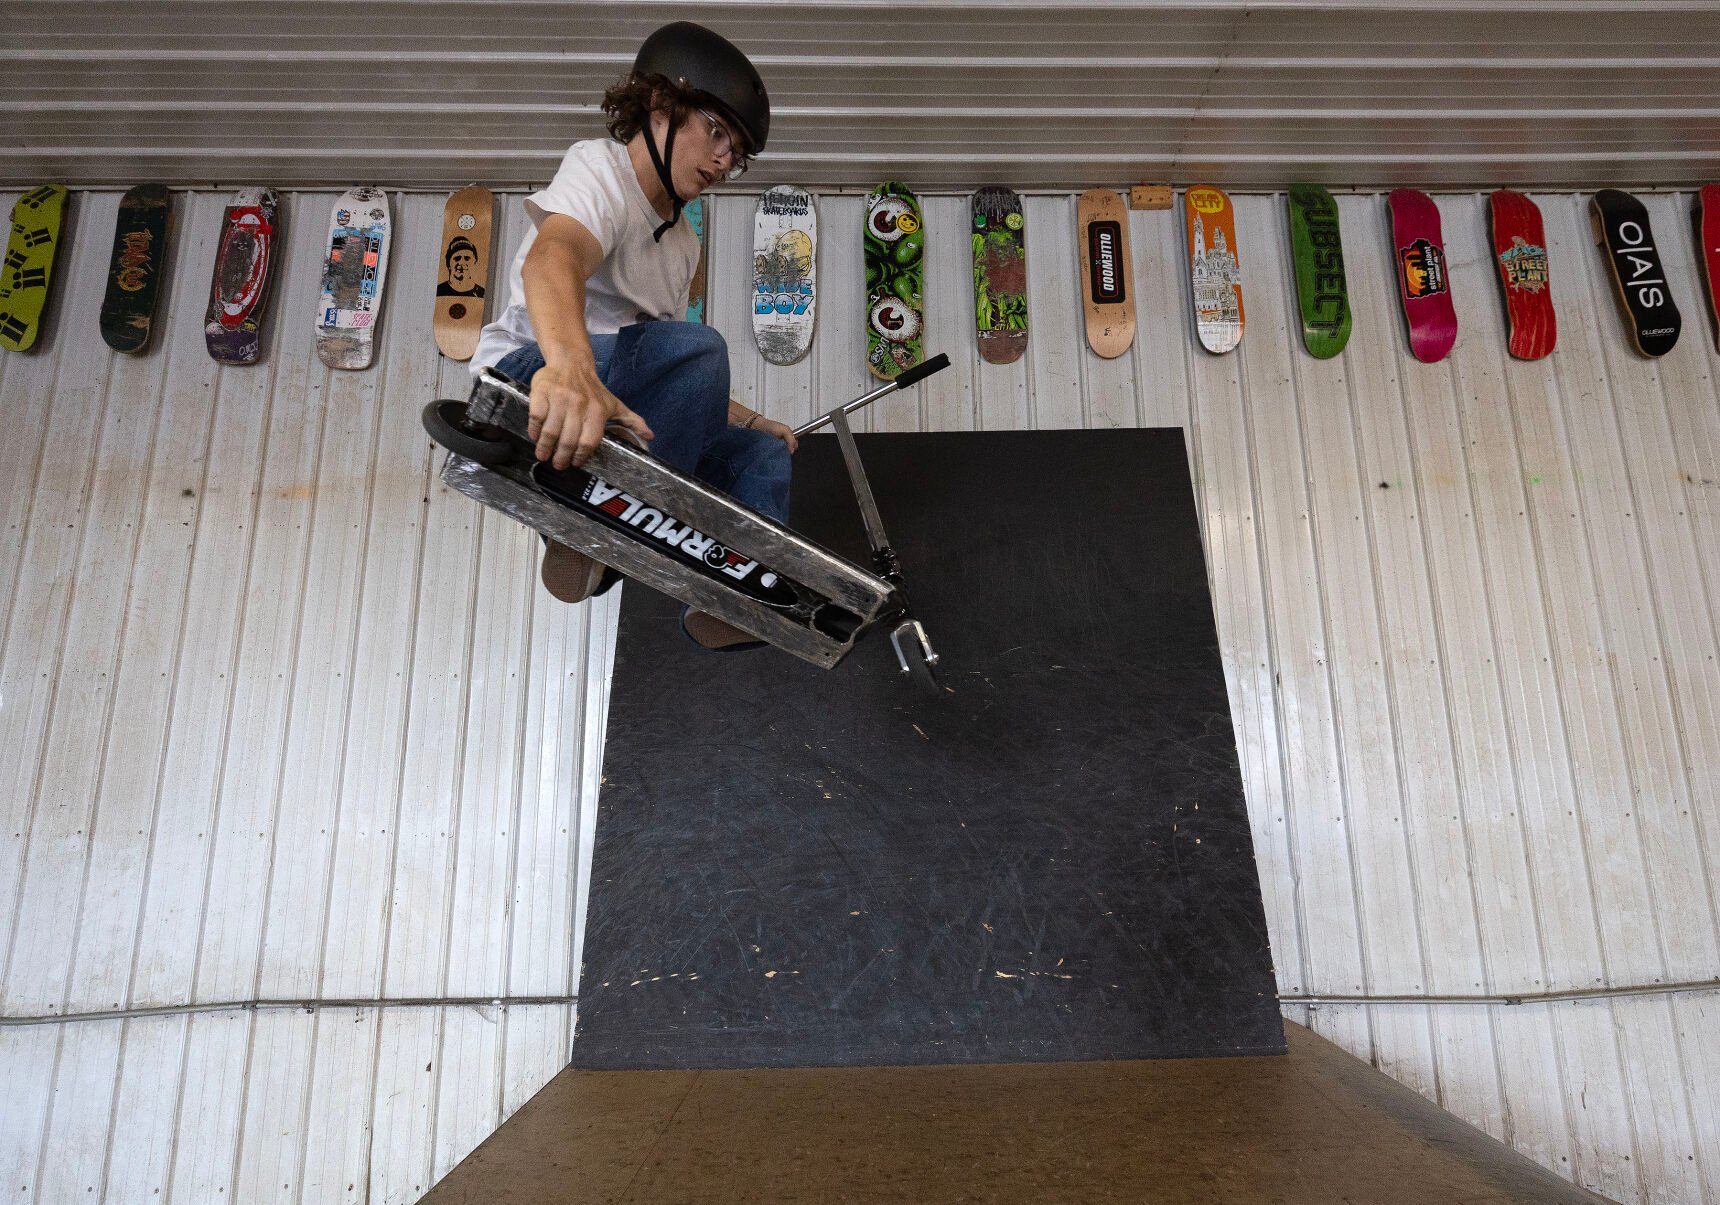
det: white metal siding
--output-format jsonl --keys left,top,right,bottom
{"left": 1, "top": 183, "right": 1718, "bottom": 1203}
{"left": 4, "top": 0, "right": 1720, "bottom": 189}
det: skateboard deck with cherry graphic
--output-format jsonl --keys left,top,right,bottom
{"left": 1591, "top": 189, "right": 1680, "bottom": 358}
{"left": 1488, "top": 189, "right": 1555, "bottom": 360}
{"left": 433, "top": 185, "right": 492, "bottom": 361}
{"left": 315, "top": 186, "right": 391, "bottom": 370}
{"left": 1077, "top": 188, "right": 1134, "bottom": 358}
{"left": 685, "top": 197, "right": 707, "bottom": 323}
{"left": 100, "top": 183, "right": 172, "bottom": 354}
{"left": 1184, "top": 185, "right": 1244, "bottom": 354}
{"left": 972, "top": 185, "right": 1027, "bottom": 365}
{"left": 0, "top": 184, "right": 69, "bottom": 353}
{"left": 204, "top": 186, "right": 281, "bottom": 365}
{"left": 1387, "top": 189, "right": 1457, "bottom": 364}
{"left": 864, "top": 181, "right": 924, "bottom": 381}
{"left": 753, "top": 185, "right": 816, "bottom": 366}
{"left": 1697, "top": 185, "right": 1720, "bottom": 350}
{"left": 1286, "top": 183, "right": 1349, "bottom": 359}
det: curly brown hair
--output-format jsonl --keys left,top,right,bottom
{"left": 601, "top": 72, "right": 752, "bottom": 176}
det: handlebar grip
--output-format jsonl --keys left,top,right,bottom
{"left": 892, "top": 353, "right": 951, "bottom": 391}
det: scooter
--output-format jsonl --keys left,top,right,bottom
{"left": 421, "top": 354, "right": 951, "bottom": 688}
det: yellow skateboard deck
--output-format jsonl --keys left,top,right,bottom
{"left": 0, "top": 185, "right": 70, "bottom": 352}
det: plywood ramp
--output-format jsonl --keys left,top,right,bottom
{"left": 420, "top": 1022, "right": 1609, "bottom": 1205}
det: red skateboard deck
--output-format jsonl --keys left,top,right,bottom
{"left": 1387, "top": 189, "right": 1457, "bottom": 364}
{"left": 1488, "top": 190, "right": 1555, "bottom": 360}
{"left": 1698, "top": 185, "right": 1720, "bottom": 350}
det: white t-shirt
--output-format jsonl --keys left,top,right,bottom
{"left": 471, "top": 138, "right": 699, "bottom": 372}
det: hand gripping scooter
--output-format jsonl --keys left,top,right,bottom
{"left": 421, "top": 354, "right": 952, "bottom": 688}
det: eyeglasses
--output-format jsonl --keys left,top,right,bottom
{"left": 696, "top": 108, "right": 749, "bottom": 180}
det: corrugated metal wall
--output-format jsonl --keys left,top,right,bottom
{"left": 2, "top": 182, "right": 1719, "bottom": 1204}
{"left": 4, "top": 0, "right": 1720, "bottom": 189}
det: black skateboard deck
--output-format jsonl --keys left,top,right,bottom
{"left": 100, "top": 183, "right": 171, "bottom": 353}
{"left": 1590, "top": 188, "right": 1680, "bottom": 358}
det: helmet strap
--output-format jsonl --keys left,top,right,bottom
{"left": 643, "top": 112, "right": 685, "bottom": 242}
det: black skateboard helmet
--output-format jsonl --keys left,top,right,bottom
{"left": 633, "top": 21, "right": 770, "bottom": 155}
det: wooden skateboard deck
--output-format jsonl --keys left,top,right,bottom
{"left": 0, "top": 184, "right": 69, "bottom": 353}
{"left": 752, "top": 185, "right": 816, "bottom": 366}
{"left": 315, "top": 186, "right": 391, "bottom": 369}
{"left": 100, "top": 183, "right": 171, "bottom": 354}
{"left": 1698, "top": 185, "right": 1720, "bottom": 350}
{"left": 1078, "top": 188, "right": 1134, "bottom": 359}
{"left": 685, "top": 197, "right": 707, "bottom": 323}
{"left": 864, "top": 181, "right": 924, "bottom": 380}
{"left": 433, "top": 185, "right": 492, "bottom": 361}
{"left": 1488, "top": 190, "right": 1555, "bottom": 360}
{"left": 1286, "top": 183, "right": 1350, "bottom": 359}
{"left": 204, "top": 186, "right": 280, "bottom": 366}
{"left": 1590, "top": 189, "right": 1680, "bottom": 358}
{"left": 1184, "top": 185, "right": 1244, "bottom": 354}
{"left": 1387, "top": 189, "right": 1457, "bottom": 364}
{"left": 972, "top": 185, "right": 1027, "bottom": 365}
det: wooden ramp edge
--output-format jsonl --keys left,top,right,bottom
{"left": 419, "top": 1022, "right": 1612, "bottom": 1204}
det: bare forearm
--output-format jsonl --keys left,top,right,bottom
{"left": 521, "top": 239, "right": 596, "bottom": 371}
{"left": 728, "top": 400, "right": 763, "bottom": 427}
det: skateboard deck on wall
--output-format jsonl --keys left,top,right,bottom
{"left": 685, "top": 197, "right": 707, "bottom": 323}
{"left": 1077, "top": 187, "right": 1134, "bottom": 359}
{"left": 752, "top": 185, "right": 816, "bottom": 366}
{"left": 1285, "top": 183, "right": 1349, "bottom": 359}
{"left": 1698, "top": 185, "right": 1720, "bottom": 350}
{"left": 972, "top": 185, "right": 1027, "bottom": 365}
{"left": 1387, "top": 188, "right": 1457, "bottom": 364}
{"left": 205, "top": 186, "right": 280, "bottom": 366}
{"left": 1488, "top": 189, "right": 1555, "bottom": 361}
{"left": 864, "top": 181, "right": 924, "bottom": 381}
{"left": 1184, "top": 185, "right": 1244, "bottom": 355}
{"left": 1589, "top": 189, "right": 1680, "bottom": 358}
{"left": 315, "top": 186, "right": 391, "bottom": 370}
{"left": 0, "top": 184, "right": 69, "bottom": 353}
{"left": 433, "top": 184, "right": 492, "bottom": 361}
{"left": 100, "top": 183, "right": 172, "bottom": 354}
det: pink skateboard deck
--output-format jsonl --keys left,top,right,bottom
{"left": 1387, "top": 189, "right": 1457, "bottom": 364}
{"left": 1696, "top": 185, "right": 1720, "bottom": 350}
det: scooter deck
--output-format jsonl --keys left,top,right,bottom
{"left": 441, "top": 370, "right": 901, "bottom": 669}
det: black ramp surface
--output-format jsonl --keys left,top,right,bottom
{"left": 573, "top": 430, "right": 1283, "bottom": 1069}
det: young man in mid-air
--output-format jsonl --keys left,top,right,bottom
{"left": 472, "top": 21, "right": 794, "bottom": 650}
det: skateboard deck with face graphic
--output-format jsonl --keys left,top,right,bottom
{"left": 753, "top": 185, "right": 817, "bottom": 366}
{"left": 1078, "top": 188, "right": 1134, "bottom": 359}
{"left": 0, "top": 184, "right": 70, "bottom": 353}
{"left": 1387, "top": 189, "right": 1457, "bottom": 364}
{"left": 972, "top": 185, "right": 1027, "bottom": 365}
{"left": 1184, "top": 185, "right": 1244, "bottom": 355}
{"left": 434, "top": 185, "right": 493, "bottom": 361}
{"left": 1591, "top": 188, "right": 1680, "bottom": 358}
{"left": 315, "top": 186, "right": 391, "bottom": 370}
{"left": 864, "top": 181, "right": 924, "bottom": 381}
{"left": 204, "top": 186, "right": 281, "bottom": 366}
{"left": 1286, "top": 183, "right": 1349, "bottom": 359}
{"left": 1489, "top": 189, "right": 1555, "bottom": 361}
{"left": 100, "top": 183, "right": 172, "bottom": 354}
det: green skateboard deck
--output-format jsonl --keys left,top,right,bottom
{"left": 0, "top": 185, "right": 70, "bottom": 352}
{"left": 100, "top": 183, "right": 172, "bottom": 354}
{"left": 1286, "top": 184, "right": 1351, "bottom": 359}
{"left": 864, "top": 181, "right": 924, "bottom": 381}
{"left": 972, "top": 185, "right": 1027, "bottom": 365}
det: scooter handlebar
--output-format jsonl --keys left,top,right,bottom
{"left": 891, "top": 353, "right": 951, "bottom": 391}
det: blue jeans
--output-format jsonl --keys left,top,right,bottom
{"left": 493, "top": 322, "right": 791, "bottom": 524}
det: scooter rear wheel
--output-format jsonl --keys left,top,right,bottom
{"left": 422, "top": 399, "right": 517, "bottom": 467}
